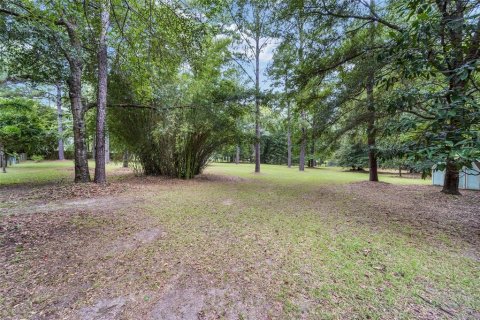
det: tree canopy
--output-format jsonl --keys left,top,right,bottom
{"left": 1, "top": 0, "right": 478, "bottom": 194}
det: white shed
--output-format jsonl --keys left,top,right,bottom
{"left": 432, "top": 161, "right": 480, "bottom": 190}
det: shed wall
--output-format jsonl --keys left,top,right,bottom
{"left": 431, "top": 162, "right": 480, "bottom": 190}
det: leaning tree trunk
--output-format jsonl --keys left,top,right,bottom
{"left": 68, "top": 62, "right": 90, "bottom": 183}
{"left": 56, "top": 83, "right": 65, "bottom": 160}
{"left": 94, "top": 0, "right": 110, "bottom": 184}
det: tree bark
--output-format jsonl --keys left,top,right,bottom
{"left": 298, "top": 7, "right": 306, "bottom": 172}
{"left": 105, "top": 132, "right": 110, "bottom": 163}
{"left": 299, "top": 111, "right": 306, "bottom": 171}
{"left": 122, "top": 150, "right": 129, "bottom": 168}
{"left": 366, "top": 76, "right": 378, "bottom": 182}
{"left": 67, "top": 61, "right": 90, "bottom": 182}
{"left": 0, "top": 144, "right": 6, "bottom": 173}
{"left": 442, "top": 159, "right": 461, "bottom": 195}
{"left": 56, "top": 83, "right": 65, "bottom": 160}
{"left": 287, "top": 101, "right": 292, "bottom": 168}
{"left": 94, "top": 0, "right": 110, "bottom": 184}
{"left": 235, "top": 145, "right": 240, "bottom": 164}
{"left": 61, "top": 17, "right": 90, "bottom": 182}
{"left": 436, "top": 1, "right": 476, "bottom": 195}
{"left": 366, "top": 1, "right": 378, "bottom": 182}
{"left": 92, "top": 133, "right": 96, "bottom": 160}
{"left": 254, "top": 21, "right": 261, "bottom": 173}
{"left": 308, "top": 116, "right": 316, "bottom": 167}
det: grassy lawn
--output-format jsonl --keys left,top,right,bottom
{"left": 208, "top": 162, "right": 431, "bottom": 185}
{"left": 1, "top": 162, "right": 478, "bottom": 319}
{"left": 1, "top": 161, "right": 431, "bottom": 186}
{"left": 0, "top": 160, "right": 123, "bottom": 186}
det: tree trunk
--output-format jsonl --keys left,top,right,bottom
{"left": 366, "top": 55, "right": 378, "bottom": 181}
{"left": 105, "top": 132, "right": 110, "bottom": 163}
{"left": 0, "top": 144, "right": 6, "bottom": 173}
{"left": 299, "top": 111, "right": 306, "bottom": 171}
{"left": 254, "top": 27, "right": 261, "bottom": 173}
{"left": 297, "top": 10, "right": 306, "bottom": 172}
{"left": 442, "top": 159, "right": 460, "bottom": 195}
{"left": 287, "top": 101, "right": 292, "bottom": 168}
{"left": 92, "top": 133, "right": 96, "bottom": 159}
{"left": 235, "top": 145, "right": 240, "bottom": 164}
{"left": 366, "top": 83, "right": 378, "bottom": 182}
{"left": 94, "top": 0, "right": 110, "bottom": 184}
{"left": 68, "top": 62, "right": 90, "bottom": 183}
{"left": 122, "top": 150, "right": 129, "bottom": 168}
{"left": 56, "top": 83, "right": 65, "bottom": 160}
{"left": 308, "top": 115, "right": 316, "bottom": 167}
{"left": 299, "top": 133, "right": 306, "bottom": 171}
{"left": 62, "top": 17, "right": 90, "bottom": 182}
{"left": 398, "top": 165, "right": 402, "bottom": 177}
{"left": 308, "top": 138, "right": 316, "bottom": 167}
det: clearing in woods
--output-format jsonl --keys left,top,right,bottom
{"left": 1, "top": 161, "right": 479, "bottom": 319}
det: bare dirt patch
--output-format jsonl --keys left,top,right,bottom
{"left": 0, "top": 182, "right": 137, "bottom": 216}
{"left": 105, "top": 227, "right": 165, "bottom": 255}
{"left": 149, "top": 271, "right": 275, "bottom": 320}
{"left": 221, "top": 198, "right": 234, "bottom": 206}
{"left": 195, "top": 173, "right": 246, "bottom": 183}
{"left": 79, "top": 296, "right": 129, "bottom": 320}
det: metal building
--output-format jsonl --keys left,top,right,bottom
{"left": 432, "top": 161, "right": 480, "bottom": 190}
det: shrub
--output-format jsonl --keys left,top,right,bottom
{"left": 31, "top": 155, "right": 44, "bottom": 162}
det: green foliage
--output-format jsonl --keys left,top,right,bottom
{"left": 31, "top": 155, "right": 44, "bottom": 162}
{"left": 384, "top": 0, "right": 480, "bottom": 172}
{"left": 334, "top": 139, "right": 368, "bottom": 170}
{"left": 0, "top": 98, "right": 58, "bottom": 157}
{"left": 108, "top": 35, "right": 246, "bottom": 178}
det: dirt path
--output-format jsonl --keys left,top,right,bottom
{"left": 1, "top": 173, "right": 479, "bottom": 319}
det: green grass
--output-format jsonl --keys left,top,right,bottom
{"left": 0, "top": 161, "right": 430, "bottom": 187}
{"left": 0, "top": 160, "right": 122, "bottom": 185}
{"left": 2, "top": 161, "right": 476, "bottom": 318}
{"left": 207, "top": 162, "right": 430, "bottom": 186}
{"left": 139, "top": 162, "right": 476, "bottom": 318}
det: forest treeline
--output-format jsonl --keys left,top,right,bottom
{"left": 0, "top": 0, "right": 479, "bottom": 194}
